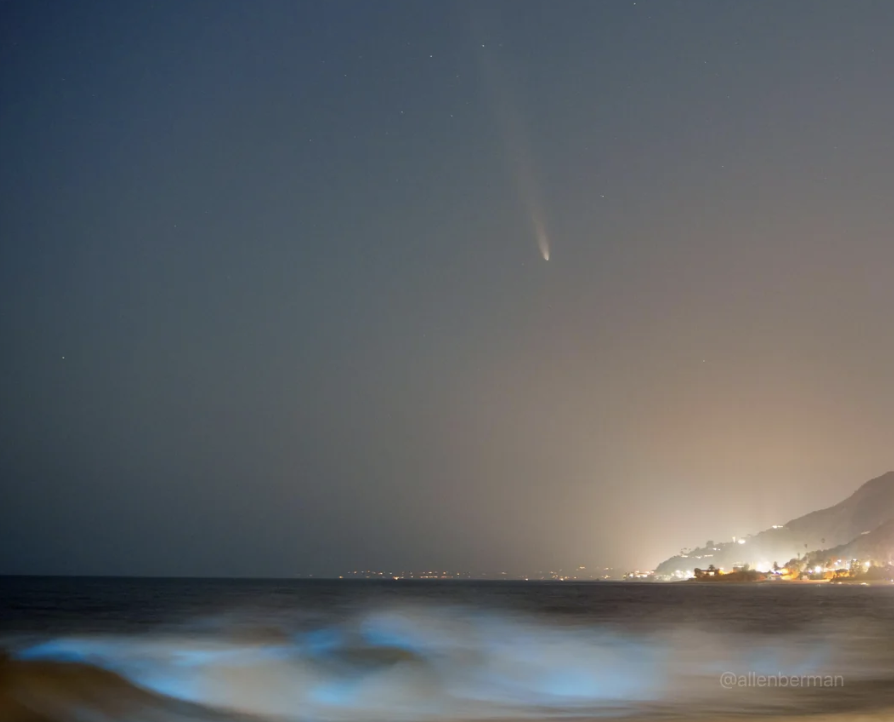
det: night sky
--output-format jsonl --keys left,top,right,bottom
{"left": 1, "top": 1, "right": 893, "bottom": 577}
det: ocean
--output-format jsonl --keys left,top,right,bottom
{"left": 2, "top": 577, "right": 894, "bottom": 721}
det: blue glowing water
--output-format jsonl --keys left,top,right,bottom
{"left": 2, "top": 578, "right": 894, "bottom": 721}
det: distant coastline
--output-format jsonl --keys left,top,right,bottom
{"left": 645, "top": 471, "right": 894, "bottom": 585}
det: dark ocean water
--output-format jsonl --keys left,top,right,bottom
{"left": 2, "top": 577, "right": 894, "bottom": 721}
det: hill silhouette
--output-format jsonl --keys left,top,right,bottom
{"left": 804, "top": 518, "right": 894, "bottom": 569}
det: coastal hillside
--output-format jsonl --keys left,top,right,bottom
{"left": 804, "top": 518, "right": 894, "bottom": 568}
{"left": 655, "top": 471, "right": 894, "bottom": 577}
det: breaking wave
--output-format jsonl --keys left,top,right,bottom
{"left": 4, "top": 602, "right": 894, "bottom": 721}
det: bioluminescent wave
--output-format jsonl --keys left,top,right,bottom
{"left": 5, "top": 603, "right": 894, "bottom": 722}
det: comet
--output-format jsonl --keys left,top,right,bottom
{"left": 474, "top": 20, "right": 553, "bottom": 264}
{"left": 535, "top": 218, "right": 550, "bottom": 261}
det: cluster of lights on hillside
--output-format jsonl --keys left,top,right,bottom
{"left": 665, "top": 558, "right": 877, "bottom": 582}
